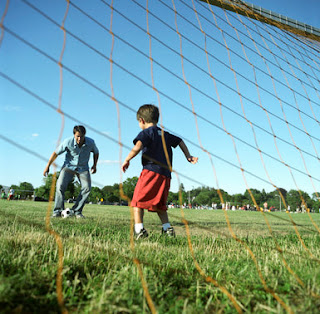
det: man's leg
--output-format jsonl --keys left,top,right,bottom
{"left": 72, "top": 170, "right": 91, "bottom": 215}
{"left": 53, "top": 168, "right": 75, "bottom": 216}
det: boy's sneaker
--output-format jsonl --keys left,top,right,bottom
{"left": 135, "top": 228, "right": 148, "bottom": 240}
{"left": 162, "top": 227, "right": 176, "bottom": 237}
{"left": 52, "top": 211, "right": 61, "bottom": 218}
{"left": 75, "top": 213, "right": 86, "bottom": 219}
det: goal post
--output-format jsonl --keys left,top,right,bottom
{"left": 201, "top": 0, "right": 320, "bottom": 42}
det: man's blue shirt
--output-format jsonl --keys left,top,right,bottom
{"left": 55, "top": 136, "right": 99, "bottom": 172}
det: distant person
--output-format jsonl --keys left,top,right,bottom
{"left": 43, "top": 125, "right": 99, "bottom": 218}
{"left": 1, "top": 190, "right": 6, "bottom": 199}
{"left": 122, "top": 104, "right": 198, "bottom": 239}
{"left": 7, "top": 188, "right": 15, "bottom": 200}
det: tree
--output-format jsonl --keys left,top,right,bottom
{"left": 108, "top": 194, "right": 119, "bottom": 203}
{"left": 34, "top": 172, "right": 76, "bottom": 201}
{"left": 35, "top": 173, "right": 56, "bottom": 200}
{"left": 102, "top": 183, "right": 122, "bottom": 204}
{"left": 311, "top": 192, "right": 320, "bottom": 201}
{"left": 112, "top": 183, "right": 120, "bottom": 199}
{"left": 278, "top": 188, "right": 287, "bottom": 200}
{"left": 232, "top": 193, "right": 245, "bottom": 205}
{"left": 101, "top": 185, "right": 120, "bottom": 203}
{"left": 219, "top": 189, "right": 231, "bottom": 203}
{"left": 122, "top": 177, "right": 138, "bottom": 200}
{"left": 102, "top": 185, "right": 114, "bottom": 200}
{"left": 286, "top": 189, "right": 311, "bottom": 210}
{"left": 19, "top": 182, "right": 34, "bottom": 199}
{"left": 311, "top": 192, "right": 320, "bottom": 212}
{"left": 167, "top": 191, "right": 179, "bottom": 205}
{"left": 190, "top": 187, "right": 224, "bottom": 207}
{"left": 175, "top": 183, "right": 187, "bottom": 204}
{"left": 286, "top": 190, "right": 300, "bottom": 210}
{"left": 179, "top": 183, "right": 185, "bottom": 192}
{"left": 265, "top": 189, "right": 287, "bottom": 210}
{"left": 101, "top": 183, "right": 121, "bottom": 203}
{"left": 34, "top": 185, "right": 48, "bottom": 200}
{"left": 244, "top": 189, "right": 263, "bottom": 206}
{"left": 88, "top": 186, "right": 104, "bottom": 203}
{"left": 194, "top": 190, "right": 212, "bottom": 206}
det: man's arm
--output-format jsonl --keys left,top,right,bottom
{"left": 91, "top": 153, "right": 99, "bottom": 174}
{"left": 122, "top": 140, "right": 143, "bottom": 172}
{"left": 179, "top": 140, "right": 198, "bottom": 164}
{"left": 43, "top": 152, "right": 58, "bottom": 176}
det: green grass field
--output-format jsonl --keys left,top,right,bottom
{"left": 0, "top": 200, "right": 319, "bottom": 313}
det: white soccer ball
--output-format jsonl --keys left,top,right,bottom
{"left": 61, "top": 208, "right": 74, "bottom": 218}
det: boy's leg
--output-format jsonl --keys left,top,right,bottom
{"left": 156, "top": 209, "right": 175, "bottom": 237}
{"left": 156, "top": 209, "right": 169, "bottom": 224}
{"left": 72, "top": 170, "right": 91, "bottom": 215}
{"left": 134, "top": 206, "right": 144, "bottom": 234}
{"left": 133, "top": 207, "right": 148, "bottom": 238}
{"left": 53, "top": 168, "right": 75, "bottom": 216}
{"left": 134, "top": 206, "right": 144, "bottom": 223}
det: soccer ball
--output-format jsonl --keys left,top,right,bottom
{"left": 61, "top": 208, "right": 74, "bottom": 218}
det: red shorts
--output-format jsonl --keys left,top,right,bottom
{"left": 131, "top": 169, "right": 171, "bottom": 211}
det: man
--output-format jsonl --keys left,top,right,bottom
{"left": 8, "top": 188, "right": 15, "bottom": 200}
{"left": 43, "top": 125, "right": 99, "bottom": 218}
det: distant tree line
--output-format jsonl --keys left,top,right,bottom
{"left": 168, "top": 186, "right": 320, "bottom": 212}
{"left": 0, "top": 182, "right": 35, "bottom": 200}
{"left": 2, "top": 177, "right": 320, "bottom": 211}
{"left": 33, "top": 173, "right": 124, "bottom": 204}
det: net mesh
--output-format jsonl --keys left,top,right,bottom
{"left": 1, "top": 0, "right": 320, "bottom": 312}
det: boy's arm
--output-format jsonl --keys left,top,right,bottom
{"left": 179, "top": 140, "right": 198, "bottom": 164}
{"left": 43, "top": 152, "right": 58, "bottom": 176}
{"left": 122, "top": 140, "right": 143, "bottom": 172}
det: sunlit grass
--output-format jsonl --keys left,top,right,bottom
{"left": 0, "top": 200, "right": 319, "bottom": 313}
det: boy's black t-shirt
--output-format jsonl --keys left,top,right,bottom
{"left": 133, "top": 126, "right": 182, "bottom": 178}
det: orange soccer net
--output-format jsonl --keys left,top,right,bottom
{"left": 1, "top": 0, "right": 320, "bottom": 312}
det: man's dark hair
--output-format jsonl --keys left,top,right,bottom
{"left": 73, "top": 125, "right": 86, "bottom": 135}
{"left": 137, "top": 104, "right": 159, "bottom": 124}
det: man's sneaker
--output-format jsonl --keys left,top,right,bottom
{"left": 75, "top": 213, "right": 86, "bottom": 219}
{"left": 162, "top": 227, "right": 176, "bottom": 237}
{"left": 135, "top": 228, "right": 148, "bottom": 240}
{"left": 52, "top": 211, "right": 61, "bottom": 218}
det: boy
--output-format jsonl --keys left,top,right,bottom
{"left": 122, "top": 104, "right": 198, "bottom": 239}
{"left": 43, "top": 125, "right": 99, "bottom": 218}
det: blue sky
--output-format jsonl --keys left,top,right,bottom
{"left": 1, "top": 0, "right": 320, "bottom": 196}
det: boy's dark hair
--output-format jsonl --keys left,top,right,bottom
{"left": 137, "top": 104, "right": 159, "bottom": 123}
{"left": 73, "top": 125, "right": 86, "bottom": 135}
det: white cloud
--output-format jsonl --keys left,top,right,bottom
{"left": 32, "top": 133, "right": 39, "bottom": 137}
{"left": 98, "top": 160, "right": 119, "bottom": 164}
{"left": 2, "top": 105, "right": 22, "bottom": 112}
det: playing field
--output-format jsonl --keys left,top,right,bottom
{"left": 0, "top": 200, "right": 319, "bottom": 313}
